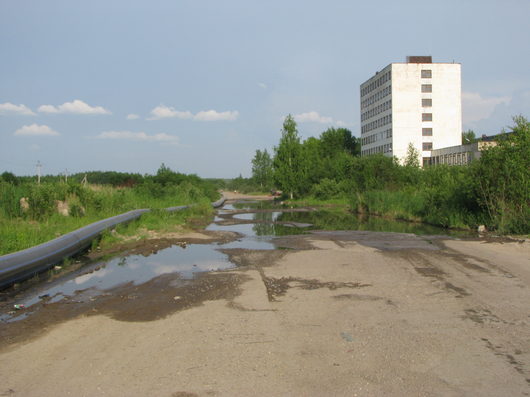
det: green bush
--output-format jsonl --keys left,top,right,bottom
{"left": 312, "top": 178, "right": 342, "bottom": 200}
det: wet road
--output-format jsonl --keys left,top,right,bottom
{"left": 0, "top": 200, "right": 529, "bottom": 396}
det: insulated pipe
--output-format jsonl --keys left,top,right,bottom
{"left": 212, "top": 196, "right": 226, "bottom": 208}
{"left": 0, "top": 195, "right": 225, "bottom": 289}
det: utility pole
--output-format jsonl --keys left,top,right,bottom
{"left": 64, "top": 168, "right": 69, "bottom": 183}
{"left": 36, "top": 161, "right": 42, "bottom": 185}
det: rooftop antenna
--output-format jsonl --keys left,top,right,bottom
{"left": 36, "top": 160, "right": 42, "bottom": 185}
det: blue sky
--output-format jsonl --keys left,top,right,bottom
{"left": 1, "top": 0, "right": 529, "bottom": 178}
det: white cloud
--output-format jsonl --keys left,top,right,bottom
{"left": 0, "top": 102, "right": 36, "bottom": 116}
{"left": 194, "top": 110, "right": 239, "bottom": 121}
{"left": 126, "top": 113, "right": 140, "bottom": 120}
{"left": 96, "top": 130, "right": 179, "bottom": 144}
{"left": 14, "top": 124, "right": 59, "bottom": 136}
{"left": 148, "top": 105, "right": 193, "bottom": 120}
{"left": 148, "top": 105, "right": 239, "bottom": 121}
{"left": 258, "top": 82, "right": 267, "bottom": 89}
{"left": 294, "top": 111, "right": 333, "bottom": 124}
{"left": 38, "top": 99, "right": 111, "bottom": 115}
{"left": 462, "top": 91, "right": 511, "bottom": 124}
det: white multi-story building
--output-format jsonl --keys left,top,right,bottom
{"left": 360, "top": 56, "right": 462, "bottom": 166}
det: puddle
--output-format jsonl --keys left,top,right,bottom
{"left": 2, "top": 244, "right": 233, "bottom": 319}
{"left": 221, "top": 201, "right": 475, "bottom": 238}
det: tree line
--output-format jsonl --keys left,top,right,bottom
{"left": 249, "top": 115, "right": 529, "bottom": 234}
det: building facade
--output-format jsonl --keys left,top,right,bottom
{"left": 429, "top": 141, "right": 496, "bottom": 166}
{"left": 360, "top": 56, "right": 462, "bottom": 166}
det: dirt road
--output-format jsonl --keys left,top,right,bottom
{"left": 0, "top": 206, "right": 529, "bottom": 396}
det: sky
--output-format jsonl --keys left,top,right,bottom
{"left": 1, "top": 0, "right": 529, "bottom": 178}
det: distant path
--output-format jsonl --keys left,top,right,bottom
{"left": 220, "top": 190, "right": 273, "bottom": 201}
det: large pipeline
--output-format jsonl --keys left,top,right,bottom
{"left": 0, "top": 196, "right": 226, "bottom": 289}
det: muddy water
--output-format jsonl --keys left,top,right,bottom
{"left": 1, "top": 200, "right": 473, "bottom": 323}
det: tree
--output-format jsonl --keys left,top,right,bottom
{"left": 319, "top": 127, "right": 360, "bottom": 157}
{"left": 462, "top": 129, "right": 478, "bottom": 144}
{"left": 153, "top": 163, "right": 185, "bottom": 186}
{"left": 404, "top": 143, "right": 420, "bottom": 168}
{"left": 273, "top": 115, "right": 303, "bottom": 199}
{"left": 251, "top": 149, "right": 273, "bottom": 190}
{"left": 1, "top": 171, "right": 18, "bottom": 185}
{"left": 300, "top": 137, "right": 324, "bottom": 189}
{"left": 473, "top": 115, "right": 530, "bottom": 233}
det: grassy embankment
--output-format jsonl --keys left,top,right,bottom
{"left": 0, "top": 181, "right": 217, "bottom": 256}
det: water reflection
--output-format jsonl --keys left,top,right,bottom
{"left": 227, "top": 201, "right": 475, "bottom": 238}
{"left": 17, "top": 243, "right": 233, "bottom": 309}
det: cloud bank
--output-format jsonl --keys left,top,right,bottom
{"left": 96, "top": 130, "right": 179, "bottom": 144}
{"left": 148, "top": 105, "right": 238, "bottom": 121}
{"left": 194, "top": 110, "right": 239, "bottom": 121}
{"left": 14, "top": 124, "right": 59, "bottom": 136}
{"left": 293, "top": 111, "right": 346, "bottom": 126}
{"left": 38, "top": 99, "right": 111, "bottom": 115}
{"left": 0, "top": 102, "right": 35, "bottom": 116}
{"left": 148, "top": 105, "right": 193, "bottom": 120}
{"left": 462, "top": 91, "right": 511, "bottom": 125}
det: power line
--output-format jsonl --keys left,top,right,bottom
{"left": 36, "top": 161, "right": 42, "bottom": 185}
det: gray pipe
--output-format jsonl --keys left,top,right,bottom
{"left": 0, "top": 195, "right": 226, "bottom": 289}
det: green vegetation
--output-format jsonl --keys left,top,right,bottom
{"left": 251, "top": 149, "right": 274, "bottom": 191}
{"left": 0, "top": 165, "right": 219, "bottom": 255}
{"left": 462, "top": 129, "right": 479, "bottom": 144}
{"left": 247, "top": 115, "right": 529, "bottom": 234}
{"left": 273, "top": 115, "right": 304, "bottom": 199}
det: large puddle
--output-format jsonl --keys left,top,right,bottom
{"left": 1, "top": 200, "right": 474, "bottom": 322}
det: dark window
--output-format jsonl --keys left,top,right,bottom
{"left": 421, "top": 70, "right": 432, "bottom": 78}
{"left": 422, "top": 142, "right": 433, "bottom": 151}
{"left": 422, "top": 98, "right": 432, "bottom": 107}
{"left": 422, "top": 113, "right": 433, "bottom": 121}
{"left": 421, "top": 84, "right": 432, "bottom": 93}
{"left": 422, "top": 157, "right": 431, "bottom": 167}
{"left": 422, "top": 128, "right": 433, "bottom": 136}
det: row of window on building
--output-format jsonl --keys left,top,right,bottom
{"left": 361, "top": 99, "right": 392, "bottom": 122}
{"left": 361, "top": 70, "right": 392, "bottom": 97}
{"left": 361, "top": 128, "right": 392, "bottom": 146}
{"left": 361, "top": 113, "right": 392, "bottom": 134}
{"left": 361, "top": 85, "right": 391, "bottom": 109}
{"left": 361, "top": 143, "right": 392, "bottom": 156}
{"left": 428, "top": 152, "right": 471, "bottom": 166}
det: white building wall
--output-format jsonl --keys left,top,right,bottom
{"left": 391, "top": 64, "right": 424, "bottom": 161}
{"left": 360, "top": 59, "right": 462, "bottom": 166}
{"left": 430, "top": 64, "right": 462, "bottom": 150}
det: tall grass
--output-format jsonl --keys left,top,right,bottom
{"left": 0, "top": 181, "right": 216, "bottom": 255}
{"left": 350, "top": 189, "right": 477, "bottom": 229}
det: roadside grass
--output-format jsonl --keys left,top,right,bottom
{"left": 0, "top": 181, "right": 217, "bottom": 255}
{"left": 97, "top": 203, "right": 214, "bottom": 250}
{"left": 286, "top": 197, "right": 350, "bottom": 209}
{"left": 350, "top": 189, "right": 477, "bottom": 230}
